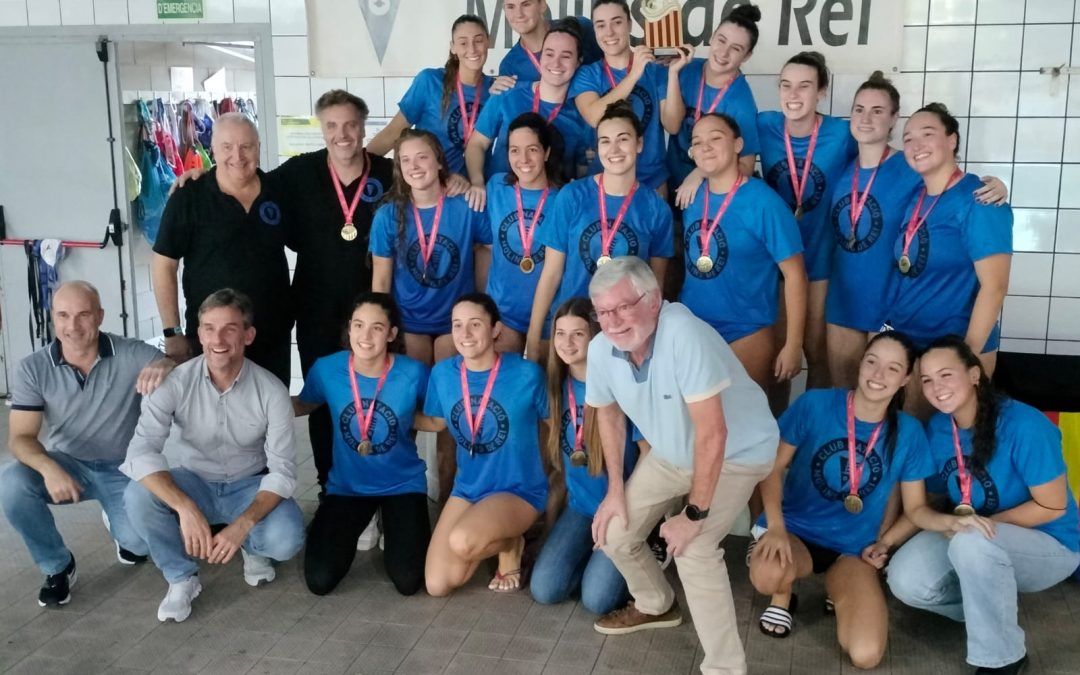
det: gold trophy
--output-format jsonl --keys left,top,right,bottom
{"left": 641, "top": 0, "right": 684, "bottom": 57}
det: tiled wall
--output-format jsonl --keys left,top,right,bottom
{"left": 0, "top": 0, "right": 1077, "bottom": 355}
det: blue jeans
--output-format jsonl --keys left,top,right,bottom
{"left": 124, "top": 468, "right": 304, "bottom": 584}
{"left": 888, "top": 525, "right": 1080, "bottom": 669}
{"left": 530, "top": 506, "right": 629, "bottom": 615}
{"left": 0, "top": 452, "right": 147, "bottom": 575}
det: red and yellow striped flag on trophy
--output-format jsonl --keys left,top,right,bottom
{"left": 641, "top": 0, "right": 683, "bottom": 56}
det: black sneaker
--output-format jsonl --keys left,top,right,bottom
{"left": 38, "top": 555, "right": 77, "bottom": 607}
{"left": 976, "top": 655, "right": 1028, "bottom": 675}
{"left": 647, "top": 523, "right": 672, "bottom": 570}
{"left": 116, "top": 542, "right": 148, "bottom": 565}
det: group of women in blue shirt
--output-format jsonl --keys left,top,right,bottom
{"left": 289, "top": 1, "right": 1077, "bottom": 673}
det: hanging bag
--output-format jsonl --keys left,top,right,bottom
{"left": 133, "top": 100, "right": 176, "bottom": 244}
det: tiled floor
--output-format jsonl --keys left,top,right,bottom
{"left": 1, "top": 410, "right": 1079, "bottom": 675}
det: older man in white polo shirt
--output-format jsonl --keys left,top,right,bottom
{"left": 586, "top": 256, "right": 778, "bottom": 675}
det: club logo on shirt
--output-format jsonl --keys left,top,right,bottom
{"left": 896, "top": 227, "right": 930, "bottom": 278}
{"left": 831, "top": 193, "right": 884, "bottom": 253}
{"left": 497, "top": 209, "right": 548, "bottom": 266}
{"left": 577, "top": 219, "right": 641, "bottom": 273}
{"left": 448, "top": 100, "right": 483, "bottom": 147}
{"left": 810, "top": 437, "right": 885, "bottom": 502}
{"left": 683, "top": 219, "right": 729, "bottom": 279}
{"left": 259, "top": 201, "right": 282, "bottom": 226}
{"left": 939, "top": 456, "right": 999, "bottom": 513}
{"left": 765, "top": 160, "right": 827, "bottom": 215}
{"left": 339, "top": 400, "right": 401, "bottom": 455}
{"left": 449, "top": 396, "right": 510, "bottom": 454}
{"left": 559, "top": 405, "right": 583, "bottom": 458}
{"left": 404, "top": 234, "right": 462, "bottom": 288}
{"left": 361, "top": 178, "right": 385, "bottom": 203}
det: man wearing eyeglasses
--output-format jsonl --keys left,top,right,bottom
{"left": 584, "top": 256, "right": 778, "bottom": 675}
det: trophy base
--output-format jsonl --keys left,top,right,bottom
{"left": 651, "top": 46, "right": 680, "bottom": 57}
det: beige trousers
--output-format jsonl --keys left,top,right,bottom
{"left": 602, "top": 451, "right": 773, "bottom": 675}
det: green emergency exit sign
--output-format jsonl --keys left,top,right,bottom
{"left": 157, "top": 1, "right": 203, "bottom": 19}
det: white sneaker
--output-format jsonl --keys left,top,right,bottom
{"left": 240, "top": 549, "right": 275, "bottom": 587}
{"left": 157, "top": 576, "right": 201, "bottom": 622}
{"left": 356, "top": 514, "right": 381, "bottom": 551}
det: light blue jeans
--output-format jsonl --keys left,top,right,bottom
{"left": 530, "top": 506, "right": 629, "bottom": 615}
{"left": 0, "top": 452, "right": 147, "bottom": 575}
{"left": 888, "top": 525, "right": 1080, "bottom": 668}
{"left": 124, "top": 468, "right": 304, "bottom": 584}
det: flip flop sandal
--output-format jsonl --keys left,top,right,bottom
{"left": 758, "top": 594, "right": 798, "bottom": 639}
{"left": 488, "top": 568, "right": 521, "bottom": 593}
{"left": 745, "top": 537, "right": 758, "bottom": 567}
{"left": 824, "top": 597, "right": 835, "bottom": 615}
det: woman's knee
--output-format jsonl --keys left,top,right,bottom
{"left": 388, "top": 564, "right": 425, "bottom": 596}
{"left": 846, "top": 639, "right": 886, "bottom": 670}
{"left": 304, "top": 563, "right": 341, "bottom": 596}
{"left": 946, "top": 529, "right": 1002, "bottom": 570}
{"left": 447, "top": 526, "right": 484, "bottom": 561}
{"left": 749, "top": 558, "right": 790, "bottom": 595}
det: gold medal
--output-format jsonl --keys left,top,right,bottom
{"left": 570, "top": 449, "right": 587, "bottom": 467}
{"left": 695, "top": 255, "right": 714, "bottom": 274}
{"left": 596, "top": 255, "right": 612, "bottom": 266}
{"left": 519, "top": 256, "right": 535, "bottom": 274}
{"left": 953, "top": 503, "right": 975, "bottom": 516}
{"left": 357, "top": 439, "right": 373, "bottom": 455}
{"left": 843, "top": 494, "right": 863, "bottom": 514}
{"left": 340, "top": 223, "right": 358, "bottom": 241}
{"left": 794, "top": 205, "right": 804, "bottom": 220}
{"left": 898, "top": 255, "right": 912, "bottom": 274}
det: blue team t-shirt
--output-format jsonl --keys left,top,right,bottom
{"left": 758, "top": 111, "right": 857, "bottom": 281}
{"left": 298, "top": 352, "right": 430, "bottom": 497}
{"left": 569, "top": 59, "right": 670, "bottom": 189}
{"left": 765, "top": 388, "right": 935, "bottom": 557}
{"left": 825, "top": 151, "right": 923, "bottom": 332}
{"left": 484, "top": 175, "right": 560, "bottom": 332}
{"left": 498, "top": 16, "right": 603, "bottom": 83}
{"left": 369, "top": 195, "right": 487, "bottom": 335}
{"left": 473, "top": 81, "right": 590, "bottom": 181}
{"left": 424, "top": 353, "right": 549, "bottom": 512}
{"left": 925, "top": 399, "right": 1079, "bottom": 552}
{"left": 398, "top": 67, "right": 492, "bottom": 174}
{"left": 667, "top": 62, "right": 760, "bottom": 187}
{"left": 882, "top": 173, "right": 1013, "bottom": 351}
{"left": 540, "top": 176, "right": 673, "bottom": 330}
{"left": 679, "top": 177, "right": 803, "bottom": 342}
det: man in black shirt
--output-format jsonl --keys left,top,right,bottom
{"left": 152, "top": 113, "right": 292, "bottom": 384}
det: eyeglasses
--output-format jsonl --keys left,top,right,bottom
{"left": 590, "top": 292, "right": 647, "bottom": 322}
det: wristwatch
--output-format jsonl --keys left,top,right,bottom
{"left": 162, "top": 326, "right": 184, "bottom": 338}
{"left": 684, "top": 503, "right": 710, "bottom": 521}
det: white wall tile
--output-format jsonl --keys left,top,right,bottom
{"left": 830, "top": 74, "right": 862, "bottom": 117}
{"left": 964, "top": 163, "right": 1012, "bottom": 187}
{"left": 1047, "top": 341, "right": 1080, "bottom": 356}
{"left": 274, "top": 76, "right": 310, "bottom": 116}
{"left": 1069, "top": 71, "right": 1080, "bottom": 117}
{"left": 202, "top": 0, "right": 235, "bottom": 23}
{"left": 1060, "top": 166, "right": 1080, "bottom": 208}
{"left": 149, "top": 65, "right": 170, "bottom": 90}
{"left": 126, "top": 0, "right": 158, "bottom": 24}
{"left": 904, "top": 0, "right": 929, "bottom": 26}
{"left": 1012, "top": 209, "right": 1057, "bottom": 252}
{"left": 928, "top": 0, "right": 976, "bottom": 25}
{"left": 0, "top": 0, "right": 26, "bottom": 25}
{"left": 234, "top": 0, "right": 269, "bottom": 23}
{"left": 94, "top": 0, "right": 126, "bottom": 24}
{"left": 1009, "top": 164, "right": 1060, "bottom": 208}
{"left": 999, "top": 338, "right": 1045, "bottom": 354}
{"left": 1014, "top": 118, "right": 1064, "bottom": 163}
{"left": 1052, "top": 254, "right": 1080, "bottom": 296}
{"left": 977, "top": 0, "right": 1025, "bottom": 24}
{"left": 924, "top": 72, "right": 970, "bottom": 115}
{"left": 1009, "top": 253, "right": 1054, "bottom": 295}
{"left": 308, "top": 77, "right": 345, "bottom": 109}
{"left": 902, "top": 26, "right": 926, "bottom": 71}
{"left": 965, "top": 118, "right": 1015, "bottom": 162}
{"left": 269, "top": 0, "right": 304, "bottom": 35}
{"left": 1063, "top": 118, "right": 1080, "bottom": 162}
{"left": 1017, "top": 71, "right": 1067, "bottom": 117}
{"left": 1058, "top": 210, "right": 1080, "bottom": 253}
{"left": 925, "top": 26, "right": 974, "bottom": 71}
{"left": 27, "top": 0, "right": 61, "bottom": 25}
{"left": 1025, "top": 0, "right": 1075, "bottom": 24}
{"left": 973, "top": 25, "right": 1022, "bottom": 71}
{"left": 272, "top": 35, "right": 309, "bottom": 77}
{"left": 970, "top": 72, "right": 1019, "bottom": 116}
{"left": 118, "top": 64, "right": 152, "bottom": 90}
{"left": 384, "top": 76, "right": 415, "bottom": 111}
{"left": 1022, "top": 25, "right": 1072, "bottom": 73}
{"left": 59, "top": 0, "right": 92, "bottom": 23}
{"left": 1001, "top": 295, "right": 1050, "bottom": 340}
{"left": 1048, "top": 298, "right": 1080, "bottom": 340}
{"left": 895, "top": 72, "right": 924, "bottom": 117}
{"left": 347, "top": 77, "right": 386, "bottom": 118}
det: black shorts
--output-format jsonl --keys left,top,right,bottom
{"left": 804, "top": 539, "right": 843, "bottom": 574}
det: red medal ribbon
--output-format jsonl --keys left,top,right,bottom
{"left": 846, "top": 391, "right": 885, "bottom": 499}
{"left": 455, "top": 75, "right": 482, "bottom": 146}
{"left": 694, "top": 72, "right": 736, "bottom": 122}
{"left": 411, "top": 193, "right": 445, "bottom": 277}
{"left": 567, "top": 378, "right": 585, "bottom": 451}
{"left": 848, "top": 145, "right": 891, "bottom": 238}
{"left": 531, "top": 85, "right": 564, "bottom": 122}
{"left": 783, "top": 116, "right": 822, "bottom": 212}
{"left": 597, "top": 175, "right": 638, "bottom": 259}
{"left": 900, "top": 168, "right": 963, "bottom": 261}
{"left": 348, "top": 355, "right": 393, "bottom": 444}
{"left": 460, "top": 354, "right": 502, "bottom": 448}
{"left": 515, "top": 184, "right": 549, "bottom": 261}
{"left": 699, "top": 175, "right": 744, "bottom": 260}
{"left": 523, "top": 42, "right": 542, "bottom": 75}
{"left": 328, "top": 154, "right": 370, "bottom": 227}
{"left": 950, "top": 417, "right": 974, "bottom": 509}
{"left": 602, "top": 55, "right": 633, "bottom": 90}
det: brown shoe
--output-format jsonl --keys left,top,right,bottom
{"left": 593, "top": 600, "right": 683, "bottom": 635}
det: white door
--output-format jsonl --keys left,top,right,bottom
{"left": 0, "top": 38, "right": 131, "bottom": 394}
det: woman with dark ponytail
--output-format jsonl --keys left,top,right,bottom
{"left": 368, "top": 15, "right": 494, "bottom": 178}
{"left": 749, "top": 331, "right": 933, "bottom": 667}
{"left": 887, "top": 336, "right": 1079, "bottom": 675}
